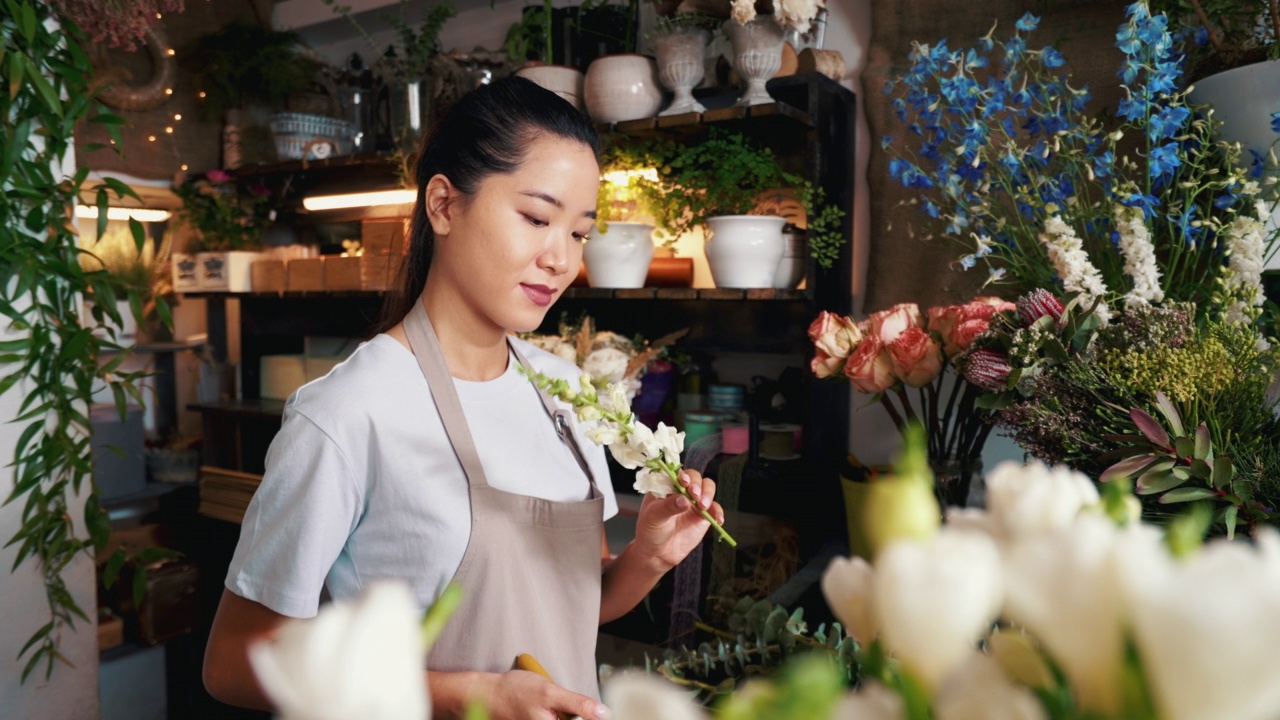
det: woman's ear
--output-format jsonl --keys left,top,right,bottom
{"left": 424, "top": 174, "right": 454, "bottom": 237}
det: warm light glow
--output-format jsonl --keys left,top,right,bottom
{"left": 148, "top": 135, "right": 156, "bottom": 142}
{"left": 155, "top": 11, "right": 162, "bottom": 18}
{"left": 198, "top": 91, "right": 206, "bottom": 99}
{"left": 165, "top": 127, "right": 174, "bottom": 134}
{"left": 181, "top": 164, "right": 189, "bottom": 171}
{"left": 76, "top": 206, "right": 172, "bottom": 222}
{"left": 166, "top": 48, "right": 175, "bottom": 56}
{"left": 164, "top": 87, "right": 173, "bottom": 95}
{"left": 602, "top": 167, "right": 659, "bottom": 186}
{"left": 302, "top": 189, "right": 417, "bottom": 211}
{"left": 173, "top": 113, "right": 182, "bottom": 121}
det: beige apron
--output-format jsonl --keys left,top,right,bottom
{"left": 403, "top": 299, "right": 605, "bottom": 700}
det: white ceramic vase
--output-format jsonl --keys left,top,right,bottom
{"left": 515, "top": 65, "right": 585, "bottom": 111}
{"left": 722, "top": 18, "right": 785, "bottom": 107}
{"left": 704, "top": 215, "right": 787, "bottom": 288}
{"left": 1188, "top": 59, "right": 1280, "bottom": 269}
{"left": 583, "top": 55, "right": 664, "bottom": 124}
{"left": 652, "top": 28, "right": 710, "bottom": 116}
{"left": 584, "top": 222, "right": 656, "bottom": 288}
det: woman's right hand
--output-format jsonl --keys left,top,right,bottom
{"left": 482, "top": 670, "right": 610, "bottom": 720}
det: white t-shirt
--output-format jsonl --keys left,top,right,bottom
{"left": 226, "top": 334, "right": 618, "bottom": 618}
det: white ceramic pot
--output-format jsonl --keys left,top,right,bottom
{"left": 704, "top": 215, "right": 787, "bottom": 288}
{"left": 515, "top": 65, "right": 585, "bottom": 111}
{"left": 652, "top": 29, "right": 710, "bottom": 116}
{"left": 1189, "top": 59, "right": 1280, "bottom": 269}
{"left": 723, "top": 18, "right": 785, "bottom": 107}
{"left": 197, "top": 251, "right": 259, "bottom": 292}
{"left": 584, "top": 222, "right": 656, "bottom": 288}
{"left": 773, "top": 227, "right": 807, "bottom": 289}
{"left": 172, "top": 251, "right": 199, "bottom": 291}
{"left": 583, "top": 55, "right": 664, "bottom": 124}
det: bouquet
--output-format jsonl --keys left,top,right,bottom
{"left": 728, "top": 0, "right": 826, "bottom": 34}
{"left": 521, "top": 316, "right": 686, "bottom": 401}
{"left": 809, "top": 296, "right": 1015, "bottom": 506}
{"left": 884, "top": 2, "right": 1280, "bottom": 323}
{"left": 173, "top": 169, "right": 273, "bottom": 252}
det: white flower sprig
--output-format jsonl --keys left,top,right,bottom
{"left": 1039, "top": 214, "right": 1112, "bottom": 322}
{"left": 522, "top": 367, "right": 737, "bottom": 547}
{"left": 1113, "top": 204, "right": 1164, "bottom": 309}
{"left": 1221, "top": 201, "right": 1267, "bottom": 324}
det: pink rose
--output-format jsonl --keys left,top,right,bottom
{"left": 927, "top": 305, "right": 963, "bottom": 347}
{"left": 886, "top": 326, "right": 944, "bottom": 387}
{"left": 844, "top": 336, "right": 896, "bottom": 393}
{"left": 868, "top": 303, "right": 924, "bottom": 345}
{"left": 206, "top": 169, "right": 232, "bottom": 183}
{"left": 951, "top": 319, "right": 989, "bottom": 355}
{"left": 811, "top": 350, "right": 845, "bottom": 379}
{"left": 808, "top": 311, "right": 862, "bottom": 360}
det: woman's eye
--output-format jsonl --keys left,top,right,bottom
{"left": 572, "top": 231, "right": 589, "bottom": 241}
{"left": 523, "top": 214, "right": 548, "bottom": 228}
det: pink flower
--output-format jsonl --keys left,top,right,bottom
{"left": 1017, "top": 289, "right": 1065, "bottom": 328}
{"left": 972, "top": 296, "right": 1017, "bottom": 314}
{"left": 886, "top": 326, "right": 944, "bottom": 388}
{"left": 868, "top": 303, "right": 924, "bottom": 344}
{"left": 844, "top": 336, "right": 896, "bottom": 393}
{"left": 963, "top": 350, "right": 1013, "bottom": 392}
{"left": 206, "top": 169, "right": 232, "bottom": 183}
{"left": 930, "top": 298, "right": 1015, "bottom": 357}
{"left": 808, "top": 311, "right": 862, "bottom": 360}
{"left": 951, "top": 319, "right": 990, "bottom": 354}
{"left": 811, "top": 350, "right": 845, "bottom": 379}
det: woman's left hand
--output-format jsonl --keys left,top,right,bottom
{"left": 631, "top": 470, "right": 726, "bottom": 571}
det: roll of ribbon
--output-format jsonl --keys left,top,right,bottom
{"left": 759, "top": 423, "right": 801, "bottom": 460}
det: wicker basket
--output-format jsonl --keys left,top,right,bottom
{"left": 269, "top": 112, "right": 356, "bottom": 161}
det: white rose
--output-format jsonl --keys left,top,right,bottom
{"left": 820, "top": 556, "right": 878, "bottom": 647}
{"left": 552, "top": 343, "right": 578, "bottom": 363}
{"left": 583, "top": 347, "right": 632, "bottom": 385}
{"left": 653, "top": 422, "right": 684, "bottom": 465}
{"left": 248, "top": 580, "right": 428, "bottom": 720}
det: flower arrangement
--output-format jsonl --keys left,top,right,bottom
{"left": 50, "top": 0, "right": 182, "bottom": 51}
{"left": 728, "top": 0, "right": 826, "bottom": 34}
{"left": 884, "top": 3, "right": 1280, "bottom": 320}
{"left": 521, "top": 316, "right": 686, "bottom": 400}
{"left": 809, "top": 296, "right": 1015, "bottom": 506}
{"left": 522, "top": 368, "right": 735, "bottom": 545}
{"left": 173, "top": 170, "right": 272, "bottom": 252}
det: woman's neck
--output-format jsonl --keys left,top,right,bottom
{"left": 416, "top": 277, "right": 510, "bottom": 381}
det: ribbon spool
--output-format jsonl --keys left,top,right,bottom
{"left": 759, "top": 423, "right": 800, "bottom": 460}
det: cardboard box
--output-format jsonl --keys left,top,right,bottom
{"left": 286, "top": 258, "right": 324, "bottom": 292}
{"left": 324, "top": 255, "right": 363, "bottom": 291}
{"left": 361, "top": 218, "right": 407, "bottom": 256}
{"left": 251, "top": 260, "right": 286, "bottom": 292}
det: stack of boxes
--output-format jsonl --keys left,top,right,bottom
{"left": 247, "top": 217, "right": 409, "bottom": 292}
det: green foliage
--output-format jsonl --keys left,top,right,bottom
{"left": 322, "top": 0, "right": 457, "bottom": 81}
{"left": 172, "top": 172, "right": 273, "bottom": 252}
{"left": 1149, "top": 0, "right": 1280, "bottom": 80}
{"left": 506, "top": 0, "right": 555, "bottom": 64}
{"left": 191, "top": 22, "right": 323, "bottom": 119}
{"left": 1, "top": 0, "right": 163, "bottom": 681}
{"left": 596, "top": 138, "right": 682, "bottom": 245}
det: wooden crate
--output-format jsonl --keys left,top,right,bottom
{"left": 323, "top": 255, "right": 363, "bottom": 291}
{"left": 250, "top": 260, "right": 286, "bottom": 292}
{"left": 361, "top": 218, "right": 408, "bottom": 256}
{"left": 286, "top": 258, "right": 324, "bottom": 292}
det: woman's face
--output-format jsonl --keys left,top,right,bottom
{"left": 428, "top": 134, "right": 600, "bottom": 334}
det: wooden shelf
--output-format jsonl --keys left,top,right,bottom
{"left": 601, "top": 101, "right": 814, "bottom": 137}
{"left": 227, "top": 152, "right": 400, "bottom": 180}
{"left": 187, "top": 399, "right": 287, "bottom": 418}
{"left": 183, "top": 288, "right": 807, "bottom": 301}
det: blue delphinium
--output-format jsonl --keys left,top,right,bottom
{"left": 882, "top": 0, "right": 1280, "bottom": 321}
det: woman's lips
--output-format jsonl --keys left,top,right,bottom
{"left": 521, "top": 283, "right": 555, "bottom": 307}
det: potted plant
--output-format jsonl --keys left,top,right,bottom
{"left": 509, "top": 1, "right": 586, "bottom": 110}
{"left": 79, "top": 219, "right": 179, "bottom": 341}
{"left": 585, "top": 140, "right": 681, "bottom": 287}
{"left": 649, "top": 13, "right": 719, "bottom": 116}
{"left": 192, "top": 21, "right": 326, "bottom": 167}
{"left": 662, "top": 130, "right": 845, "bottom": 287}
{"left": 173, "top": 170, "right": 273, "bottom": 292}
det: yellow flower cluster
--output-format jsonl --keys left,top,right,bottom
{"left": 1097, "top": 337, "right": 1234, "bottom": 404}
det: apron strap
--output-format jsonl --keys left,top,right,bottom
{"left": 508, "top": 342, "right": 601, "bottom": 497}
{"left": 403, "top": 298, "right": 492, "bottom": 488}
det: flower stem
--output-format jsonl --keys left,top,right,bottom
{"left": 656, "top": 460, "right": 737, "bottom": 546}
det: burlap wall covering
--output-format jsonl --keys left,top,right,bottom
{"left": 74, "top": 0, "right": 275, "bottom": 182}
{"left": 861, "top": 0, "right": 1126, "bottom": 312}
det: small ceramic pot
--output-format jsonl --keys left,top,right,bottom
{"left": 773, "top": 227, "right": 807, "bottom": 289}
{"left": 515, "top": 65, "right": 585, "bottom": 111}
{"left": 583, "top": 54, "right": 664, "bottom": 124}
{"left": 652, "top": 29, "right": 710, "bottom": 116}
{"left": 583, "top": 222, "right": 656, "bottom": 288}
{"left": 704, "top": 215, "right": 786, "bottom": 288}
{"left": 723, "top": 17, "right": 785, "bottom": 106}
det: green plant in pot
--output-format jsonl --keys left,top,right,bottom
{"left": 662, "top": 129, "right": 845, "bottom": 287}
{"left": 2, "top": 0, "right": 169, "bottom": 681}
{"left": 585, "top": 140, "right": 680, "bottom": 288}
{"left": 509, "top": 0, "right": 587, "bottom": 111}
{"left": 79, "top": 219, "right": 178, "bottom": 341}
{"left": 173, "top": 170, "right": 273, "bottom": 292}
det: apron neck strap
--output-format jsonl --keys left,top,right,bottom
{"left": 508, "top": 342, "right": 601, "bottom": 497}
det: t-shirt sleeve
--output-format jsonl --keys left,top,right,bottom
{"left": 225, "top": 407, "right": 362, "bottom": 618}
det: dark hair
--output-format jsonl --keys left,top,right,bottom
{"left": 379, "top": 76, "right": 601, "bottom": 331}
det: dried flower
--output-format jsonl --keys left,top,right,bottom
{"left": 51, "top": 0, "right": 183, "bottom": 52}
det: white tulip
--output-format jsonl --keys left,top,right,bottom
{"left": 832, "top": 682, "right": 905, "bottom": 720}
{"left": 934, "top": 653, "right": 1046, "bottom": 720}
{"left": 1001, "top": 514, "right": 1130, "bottom": 715}
{"left": 602, "top": 672, "right": 704, "bottom": 720}
{"left": 874, "top": 529, "right": 1004, "bottom": 692}
{"left": 943, "top": 507, "right": 999, "bottom": 537}
{"left": 653, "top": 422, "right": 684, "bottom": 465}
{"left": 820, "top": 556, "right": 879, "bottom": 647}
{"left": 248, "top": 580, "right": 428, "bottom": 720}
{"left": 1130, "top": 528, "right": 1280, "bottom": 720}
{"left": 633, "top": 467, "right": 673, "bottom": 497}
{"left": 984, "top": 460, "right": 1098, "bottom": 539}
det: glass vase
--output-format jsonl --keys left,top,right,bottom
{"left": 931, "top": 456, "right": 984, "bottom": 509}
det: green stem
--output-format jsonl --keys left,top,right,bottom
{"left": 654, "top": 458, "right": 737, "bottom": 546}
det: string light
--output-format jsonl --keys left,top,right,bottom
{"left": 165, "top": 127, "right": 173, "bottom": 134}
{"left": 76, "top": 206, "right": 172, "bottom": 222}
{"left": 173, "top": 113, "right": 182, "bottom": 121}
{"left": 156, "top": 12, "right": 162, "bottom": 19}
{"left": 198, "top": 91, "right": 206, "bottom": 99}
{"left": 166, "top": 48, "right": 175, "bottom": 56}
{"left": 181, "top": 164, "right": 188, "bottom": 171}
{"left": 164, "top": 88, "right": 173, "bottom": 95}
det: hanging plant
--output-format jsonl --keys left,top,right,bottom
{"left": 1, "top": 0, "right": 168, "bottom": 681}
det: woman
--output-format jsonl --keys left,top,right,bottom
{"left": 202, "top": 77, "right": 723, "bottom": 719}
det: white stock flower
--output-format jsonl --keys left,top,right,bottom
{"left": 874, "top": 529, "right": 1004, "bottom": 692}
{"left": 1001, "top": 515, "right": 1133, "bottom": 715}
{"left": 653, "top": 422, "right": 684, "bottom": 465}
{"left": 934, "top": 653, "right": 1047, "bottom": 720}
{"left": 633, "top": 467, "right": 674, "bottom": 496}
{"left": 832, "top": 682, "right": 905, "bottom": 720}
{"left": 584, "top": 347, "right": 632, "bottom": 385}
{"left": 1113, "top": 204, "right": 1164, "bottom": 308}
{"left": 248, "top": 580, "right": 428, "bottom": 720}
{"left": 606, "top": 383, "right": 632, "bottom": 417}
{"left": 585, "top": 422, "right": 620, "bottom": 446}
{"left": 1039, "top": 215, "right": 1110, "bottom": 321}
{"left": 1221, "top": 202, "right": 1266, "bottom": 324}
{"left": 820, "top": 556, "right": 878, "bottom": 647}
{"left": 603, "top": 672, "right": 705, "bottom": 720}
{"left": 608, "top": 422, "right": 654, "bottom": 469}
{"left": 1129, "top": 529, "right": 1280, "bottom": 720}
{"left": 984, "top": 460, "right": 1099, "bottom": 539}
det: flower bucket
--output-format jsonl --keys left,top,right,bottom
{"left": 584, "top": 222, "right": 656, "bottom": 288}
{"left": 840, "top": 475, "right": 872, "bottom": 560}
{"left": 704, "top": 215, "right": 786, "bottom": 288}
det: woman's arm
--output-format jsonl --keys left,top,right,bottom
{"left": 600, "top": 470, "right": 723, "bottom": 624}
{"left": 203, "top": 589, "right": 289, "bottom": 710}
